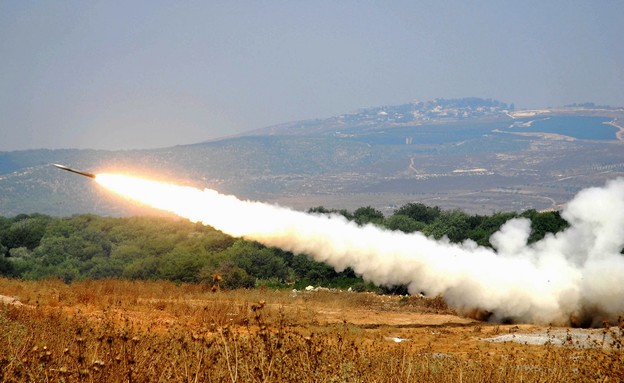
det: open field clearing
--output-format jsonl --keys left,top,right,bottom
{"left": 1, "top": 278, "right": 623, "bottom": 382}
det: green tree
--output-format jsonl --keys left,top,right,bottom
{"left": 424, "top": 210, "right": 471, "bottom": 242}
{"left": 308, "top": 206, "right": 353, "bottom": 220}
{"left": 220, "top": 240, "right": 289, "bottom": 281}
{"left": 0, "top": 254, "right": 15, "bottom": 277}
{"left": 289, "top": 253, "right": 340, "bottom": 285}
{"left": 383, "top": 215, "right": 424, "bottom": 233}
{"left": 216, "top": 261, "right": 255, "bottom": 289}
{"left": 3, "top": 214, "right": 52, "bottom": 250}
{"left": 122, "top": 257, "right": 163, "bottom": 280}
{"left": 393, "top": 203, "right": 441, "bottom": 224}
{"left": 520, "top": 209, "right": 569, "bottom": 243}
{"left": 157, "top": 245, "right": 209, "bottom": 282}
{"left": 85, "top": 256, "right": 125, "bottom": 279}
{"left": 469, "top": 212, "right": 518, "bottom": 247}
{"left": 353, "top": 206, "right": 384, "bottom": 226}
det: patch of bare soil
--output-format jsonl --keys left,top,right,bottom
{"left": 483, "top": 327, "right": 623, "bottom": 349}
{"left": 315, "top": 308, "right": 474, "bottom": 328}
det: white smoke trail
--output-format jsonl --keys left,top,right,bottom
{"left": 96, "top": 174, "right": 624, "bottom": 325}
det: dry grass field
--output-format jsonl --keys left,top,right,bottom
{"left": 1, "top": 278, "right": 622, "bottom": 382}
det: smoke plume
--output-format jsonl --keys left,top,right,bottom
{"left": 96, "top": 174, "right": 624, "bottom": 326}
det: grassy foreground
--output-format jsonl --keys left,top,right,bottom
{"left": 0, "top": 278, "right": 622, "bottom": 382}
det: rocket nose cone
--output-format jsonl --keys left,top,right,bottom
{"left": 52, "top": 164, "right": 96, "bottom": 179}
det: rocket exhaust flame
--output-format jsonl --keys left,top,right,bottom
{"left": 94, "top": 173, "right": 624, "bottom": 326}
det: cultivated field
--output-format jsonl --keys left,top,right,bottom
{"left": 1, "top": 278, "right": 622, "bottom": 382}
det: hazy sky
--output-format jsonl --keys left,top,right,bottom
{"left": 1, "top": 1, "right": 623, "bottom": 151}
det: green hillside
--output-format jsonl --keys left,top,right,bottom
{"left": 1, "top": 98, "right": 623, "bottom": 216}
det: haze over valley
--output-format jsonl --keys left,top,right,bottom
{"left": 1, "top": 97, "right": 623, "bottom": 217}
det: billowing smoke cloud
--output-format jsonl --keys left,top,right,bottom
{"left": 96, "top": 175, "right": 624, "bottom": 326}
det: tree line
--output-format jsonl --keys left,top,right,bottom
{"left": 0, "top": 204, "right": 570, "bottom": 290}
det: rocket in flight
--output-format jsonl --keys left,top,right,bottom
{"left": 53, "top": 164, "right": 96, "bottom": 179}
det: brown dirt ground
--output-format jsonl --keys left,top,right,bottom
{"left": 1, "top": 287, "right": 618, "bottom": 358}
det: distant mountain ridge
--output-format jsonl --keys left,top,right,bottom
{"left": 241, "top": 97, "right": 512, "bottom": 137}
{"left": 1, "top": 97, "right": 623, "bottom": 217}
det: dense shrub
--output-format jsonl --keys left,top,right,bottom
{"left": 0, "top": 204, "right": 575, "bottom": 288}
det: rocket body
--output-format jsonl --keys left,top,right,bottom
{"left": 53, "top": 164, "right": 96, "bottom": 179}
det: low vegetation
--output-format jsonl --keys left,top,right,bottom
{"left": 0, "top": 204, "right": 569, "bottom": 291}
{"left": 3, "top": 203, "right": 621, "bottom": 381}
{"left": 1, "top": 279, "right": 622, "bottom": 382}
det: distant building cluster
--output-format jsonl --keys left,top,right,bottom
{"left": 338, "top": 97, "right": 511, "bottom": 125}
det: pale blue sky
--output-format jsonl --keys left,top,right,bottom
{"left": 1, "top": 1, "right": 623, "bottom": 151}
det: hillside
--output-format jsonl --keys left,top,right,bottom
{"left": 1, "top": 98, "right": 623, "bottom": 216}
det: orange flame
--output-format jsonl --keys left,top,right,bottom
{"left": 95, "top": 173, "right": 282, "bottom": 237}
